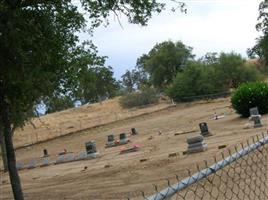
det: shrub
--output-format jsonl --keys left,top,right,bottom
{"left": 231, "top": 82, "right": 268, "bottom": 117}
{"left": 119, "top": 88, "right": 159, "bottom": 108}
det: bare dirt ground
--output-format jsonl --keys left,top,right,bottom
{"left": 1, "top": 97, "right": 268, "bottom": 200}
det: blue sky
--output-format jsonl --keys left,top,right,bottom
{"left": 80, "top": 0, "right": 263, "bottom": 79}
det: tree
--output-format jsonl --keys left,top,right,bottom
{"left": 136, "top": 40, "right": 194, "bottom": 88}
{"left": 167, "top": 61, "right": 226, "bottom": 101}
{"left": 44, "top": 94, "right": 75, "bottom": 114}
{"left": 248, "top": 0, "right": 268, "bottom": 72}
{"left": 76, "top": 66, "right": 119, "bottom": 104}
{"left": 0, "top": 1, "right": 182, "bottom": 199}
{"left": 216, "top": 52, "right": 261, "bottom": 88}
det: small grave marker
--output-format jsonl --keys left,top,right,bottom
{"left": 249, "top": 107, "right": 262, "bottom": 128}
{"left": 131, "top": 128, "right": 138, "bottom": 135}
{"left": 199, "top": 122, "right": 211, "bottom": 137}
{"left": 40, "top": 157, "right": 50, "bottom": 167}
{"left": 119, "top": 133, "right": 127, "bottom": 140}
{"left": 43, "top": 149, "right": 49, "bottom": 157}
{"left": 85, "top": 141, "right": 97, "bottom": 154}
{"left": 186, "top": 135, "right": 207, "bottom": 154}
{"left": 108, "top": 135, "right": 114, "bottom": 142}
{"left": 250, "top": 107, "right": 259, "bottom": 116}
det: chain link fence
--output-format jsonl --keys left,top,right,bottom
{"left": 137, "top": 134, "right": 268, "bottom": 200}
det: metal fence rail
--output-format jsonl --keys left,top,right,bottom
{"left": 140, "top": 135, "right": 268, "bottom": 200}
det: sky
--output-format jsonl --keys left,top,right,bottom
{"left": 80, "top": 0, "right": 263, "bottom": 79}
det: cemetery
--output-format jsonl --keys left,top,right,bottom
{"left": 1, "top": 98, "right": 268, "bottom": 199}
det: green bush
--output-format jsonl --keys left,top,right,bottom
{"left": 119, "top": 88, "right": 158, "bottom": 108}
{"left": 231, "top": 82, "right": 268, "bottom": 117}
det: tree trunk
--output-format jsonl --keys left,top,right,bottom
{"left": 0, "top": 130, "right": 8, "bottom": 171}
{"left": 0, "top": 99, "right": 24, "bottom": 199}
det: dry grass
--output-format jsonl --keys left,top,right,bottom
{"left": 13, "top": 97, "right": 172, "bottom": 148}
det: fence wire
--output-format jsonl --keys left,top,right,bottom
{"left": 137, "top": 135, "right": 268, "bottom": 200}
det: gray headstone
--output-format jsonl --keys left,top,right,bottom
{"left": 85, "top": 141, "right": 97, "bottom": 154}
{"left": 107, "top": 135, "right": 114, "bottom": 142}
{"left": 41, "top": 157, "right": 50, "bottom": 166}
{"left": 119, "top": 133, "right": 127, "bottom": 140}
{"left": 187, "top": 144, "right": 208, "bottom": 153}
{"left": 199, "top": 122, "right": 211, "bottom": 136}
{"left": 131, "top": 128, "right": 138, "bottom": 135}
{"left": 187, "top": 135, "right": 204, "bottom": 144}
{"left": 250, "top": 107, "right": 259, "bottom": 116}
{"left": 188, "top": 141, "right": 205, "bottom": 149}
{"left": 251, "top": 115, "right": 262, "bottom": 128}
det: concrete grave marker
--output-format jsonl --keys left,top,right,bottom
{"left": 251, "top": 115, "right": 262, "bottom": 128}
{"left": 108, "top": 135, "right": 114, "bottom": 142}
{"left": 249, "top": 107, "right": 262, "bottom": 128}
{"left": 186, "top": 135, "right": 207, "bottom": 154}
{"left": 119, "top": 133, "right": 129, "bottom": 144}
{"left": 250, "top": 107, "right": 259, "bottom": 116}
{"left": 85, "top": 141, "right": 97, "bottom": 154}
{"left": 119, "top": 133, "right": 127, "bottom": 140}
{"left": 199, "top": 122, "right": 211, "bottom": 137}
{"left": 40, "top": 157, "right": 50, "bottom": 167}
{"left": 43, "top": 149, "right": 49, "bottom": 157}
{"left": 131, "top": 128, "right": 138, "bottom": 135}
{"left": 106, "top": 135, "right": 115, "bottom": 148}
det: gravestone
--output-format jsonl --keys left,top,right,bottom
{"left": 119, "top": 133, "right": 126, "bottom": 140}
{"left": 106, "top": 134, "right": 115, "bottom": 148}
{"left": 43, "top": 149, "right": 49, "bottom": 157}
{"left": 199, "top": 122, "right": 211, "bottom": 137}
{"left": 85, "top": 141, "right": 97, "bottom": 154}
{"left": 108, "top": 135, "right": 114, "bottom": 142}
{"left": 41, "top": 157, "right": 50, "bottom": 167}
{"left": 250, "top": 107, "right": 259, "bottom": 116}
{"left": 119, "top": 133, "right": 129, "bottom": 144}
{"left": 251, "top": 115, "right": 262, "bottom": 128}
{"left": 186, "top": 135, "right": 207, "bottom": 154}
{"left": 131, "top": 128, "right": 138, "bottom": 135}
{"left": 249, "top": 107, "right": 262, "bottom": 128}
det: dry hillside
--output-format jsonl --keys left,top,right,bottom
{"left": 13, "top": 97, "right": 172, "bottom": 148}
{"left": 1, "top": 97, "right": 268, "bottom": 199}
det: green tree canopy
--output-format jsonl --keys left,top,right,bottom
{"left": 136, "top": 40, "right": 194, "bottom": 89}
{"left": 248, "top": 0, "right": 268, "bottom": 71}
